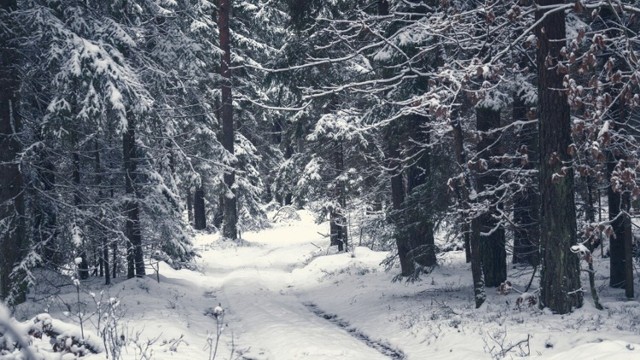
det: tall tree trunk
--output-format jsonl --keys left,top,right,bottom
{"left": 112, "top": 239, "right": 118, "bottom": 279}
{"left": 0, "top": 0, "right": 26, "bottom": 303}
{"left": 584, "top": 176, "right": 596, "bottom": 223}
{"left": 607, "top": 156, "right": 634, "bottom": 298}
{"left": 512, "top": 91, "right": 540, "bottom": 266}
{"left": 608, "top": 157, "right": 625, "bottom": 288}
{"left": 330, "top": 141, "right": 348, "bottom": 252}
{"left": 452, "top": 118, "right": 472, "bottom": 263}
{"left": 214, "top": 193, "right": 224, "bottom": 229}
{"left": 405, "top": 116, "right": 436, "bottom": 268}
{"left": 536, "top": 0, "right": 582, "bottom": 313}
{"left": 622, "top": 189, "right": 634, "bottom": 298}
{"left": 387, "top": 124, "right": 413, "bottom": 276}
{"left": 194, "top": 186, "right": 206, "bottom": 230}
{"left": 475, "top": 106, "right": 506, "bottom": 287}
{"left": 599, "top": 2, "right": 634, "bottom": 299}
{"left": 186, "top": 189, "right": 193, "bottom": 226}
{"left": 377, "top": 0, "right": 412, "bottom": 275}
{"left": 94, "top": 141, "right": 110, "bottom": 285}
{"left": 452, "top": 116, "right": 485, "bottom": 307}
{"left": 123, "top": 114, "right": 145, "bottom": 278}
{"left": 34, "top": 159, "right": 58, "bottom": 266}
{"left": 219, "top": 0, "right": 237, "bottom": 240}
{"left": 73, "top": 144, "right": 89, "bottom": 280}
{"left": 470, "top": 218, "right": 486, "bottom": 308}
{"left": 607, "top": 82, "right": 634, "bottom": 297}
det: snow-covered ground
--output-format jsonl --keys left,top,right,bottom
{"left": 8, "top": 210, "right": 640, "bottom": 359}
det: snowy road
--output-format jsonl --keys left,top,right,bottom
{"left": 218, "top": 271, "right": 389, "bottom": 360}
{"left": 199, "top": 213, "right": 391, "bottom": 360}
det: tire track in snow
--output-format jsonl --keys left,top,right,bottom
{"left": 303, "top": 302, "right": 406, "bottom": 360}
{"left": 217, "top": 272, "right": 392, "bottom": 360}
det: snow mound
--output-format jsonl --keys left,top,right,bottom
{"left": 548, "top": 340, "right": 638, "bottom": 359}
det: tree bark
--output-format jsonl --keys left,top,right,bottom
{"left": 536, "top": 0, "right": 582, "bottom": 313}
{"left": 330, "top": 141, "right": 348, "bottom": 252}
{"left": 387, "top": 124, "right": 413, "bottom": 276}
{"left": 607, "top": 158, "right": 634, "bottom": 299}
{"left": 470, "top": 218, "right": 486, "bottom": 308}
{"left": 186, "top": 189, "right": 193, "bottom": 225}
{"left": 214, "top": 193, "right": 224, "bottom": 229}
{"left": 194, "top": 186, "right": 207, "bottom": 230}
{"left": 123, "top": 114, "right": 145, "bottom": 278}
{"left": 34, "top": 159, "right": 59, "bottom": 266}
{"left": 475, "top": 106, "right": 506, "bottom": 287}
{"left": 0, "top": 0, "right": 26, "bottom": 303}
{"left": 219, "top": 0, "right": 238, "bottom": 240}
{"left": 405, "top": 116, "right": 436, "bottom": 268}
{"left": 512, "top": 91, "right": 539, "bottom": 266}
{"left": 452, "top": 117, "right": 472, "bottom": 263}
{"left": 608, "top": 157, "right": 625, "bottom": 288}
{"left": 72, "top": 143, "right": 89, "bottom": 280}
{"left": 94, "top": 141, "right": 110, "bottom": 285}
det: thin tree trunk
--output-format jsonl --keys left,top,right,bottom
{"left": 94, "top": 141, "right": 110, "bottom": 285}
{"left": 452, "top": 117, "right": 472, "bottom": 263}
{"left": 34, "top": 159, "right": 58, "bottom": 266}
{"left": 471, "top": 218, "right": 486, "bottom": 308}
{"left": 621, "top": 190, "right": 634, "bottom": 298}
{"left": 585, "top": 176, "right": 596, "bottom": 223}
{"left": 73, "top": 145, "right": 90, "bottom": 280}
{"left": 475, "top": 106, "right": 507, "bottom": 287}
{"left": 452, "top": 115, "right": 485, "bottom": 307}
{"left": 219, "top": 0, "right": 237, "bottom": 240}
{"left": 330, "top": 141, "right": 348, "bottom": 252}
{"left": 512, "top": 91, "right": 539, "bottom": 266}
{"left": 607, "top": 96, "right": 634, "bottom": 296}
{"left": 536, "top": 0, "right": 582, "bottom": 313}
{"left": 608, "top": 157, "right": 626, "bottom": 288}
{"left": 123, "top": 114, "right": 144, "bottom": 278}
{"left": 186, "top": 189, "right": 193, "bottom": 226}
{"left": 112, "top": 239, "right": 118, "bottom": 280}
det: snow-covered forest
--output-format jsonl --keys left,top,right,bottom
{"left": 1, "top": 0, "right": 640, "bottom": 359}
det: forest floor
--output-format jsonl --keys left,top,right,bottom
{"left": 14, "top": 210, "right": 640, "bottom": 359}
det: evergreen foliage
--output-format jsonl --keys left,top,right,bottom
{"left": 1, "top": 0, "right": 639, "bottom": 313}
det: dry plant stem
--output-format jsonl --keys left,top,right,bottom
{"left": 76, "top": 282, "right": 85, "bottom": 339}
{"left": 209, "top": 313, "right": 224, "bottom": 360}
{"left": 588, "top": 261, "right": 604, "bottom": 310}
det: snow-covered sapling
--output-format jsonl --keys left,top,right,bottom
{"left": 207, "top": 303, "right": 225, "bottom": 360}
{"left": 570, "top": 243, "right": 603, "bottom": 310}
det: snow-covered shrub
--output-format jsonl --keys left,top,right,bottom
{"left": 271, "top": 205, "right": 301, "bottom": 223}
{"left": 1, "top": 302, "right": 103, "bottom": 358}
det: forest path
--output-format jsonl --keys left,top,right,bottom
{"left": 196, "top": 212, "right": 391, "bottom": 360}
